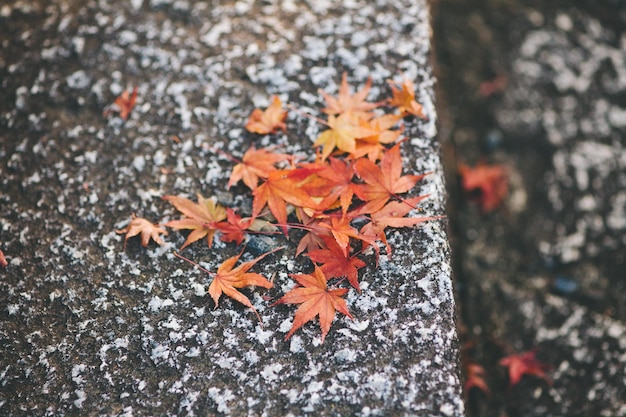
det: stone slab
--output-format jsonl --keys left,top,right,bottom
{"left": 0, "top": 0, "right": 463, "bottom": 415}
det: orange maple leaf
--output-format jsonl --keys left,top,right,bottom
{"left": 245, "top": 95, "right": 288, "bottom": 134}
{"left": 387, "top": 78, "right": 426, "bottom": 118}
{"left": 352, "top": 113, "right": 404, "bottom": 161}
{"left": 499, "top": 350, "right": 552, "bottom": 388}
{"left": 359, "top": 195, "right": 435, "bottom": 254}
{"left": 307, "top": 235, "right": 366, "bottom": 291}
{"left": 294, "top": 208, "right": 332, "bottom": 256}
{"left": 274, "top": 265, "right": 353, "bottom": 343}
{"left": 176, "top": 248, "right": 281, "bottom": 322}
{"left": 458, "top": 162, "right": 508, "bottom": 212}
{"left": 319, "top": 72, "right": 378, "bottom": 118}
{"left": 0, "top": 249, "right": 7, "bottom": 268}
{"left": 104, "top": 87, "right": 138, "bottom": 121}
{"left": 252, "top": 167, "right": 319, "bottom": 235}
{"left": 163, "top": 194, "right": 227, "bottom": 250}
{"left": 318, "top": 215, "right": 369, "bottom": 257}
{"left": 116, "top": 214, "right": 168, "bottom": 249}
{"left": 354, "top": 143, "right": 428, "bottom": 213}
{"left": 313, "top": 113, "right": 377, "bottom": 160}
{"left": 227, "top": 146, "right": 292, "bottom": 190}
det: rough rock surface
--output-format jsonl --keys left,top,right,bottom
{"left": 0, "top": 1, "right": 463, "bottom": 416}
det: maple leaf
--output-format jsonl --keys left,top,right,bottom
{"left": 464, "top": 363, "right": 490, "bottom": 397}
{"left": 354, "top": 143, "right": 428, "bottom": 213}
{"left": 215, "top": 208, "right": 254, "bottom": 245}
{"left": 318, "top": 215, "right": 367, "bottom": 257}
{"left": 314, "top": 157, "right": 359, "bottom": 215}
{"left": 458, "top": 162, "right": 508, "bottom": 212}
{"left": 352, "top": 113, "right": 404, "bottom": 161}
{"left": 313, "top": 113, "right": 377, "bottom": 160}
{"left": 252, "top": 167, "right": 319, "bottom": 235}
{"left": 163, "top": 194, "right": 227, "bottom": 250}
{"left": 499, "top": 350, "right": 552, "bottom": 388}
{"left": 294, "top": 208, "right": 332, "bottom": 256}
{"left": 273, "top": 265, "right": 353, "bottom": 343}
{"left": 359, "top": 195, "right": 436, "bottom": 255}
{"left": 176, "top": 248, "right": 281, "bottom": 322}
{"left": 319, "top": 72, "right": 379, "bottom": 117}
{"left": 227, "top": 146, "right": 292, "bottom": 190}
{"left": 307, "top": 235, "right": 366, "bottom": 291}
{"left": 116, "top": 214, "right": 168, "bottom": 249}
{"left": 104, "top": 86, "right": 138, "bottom": 121}
{"left": 0, "top": 249, "right": 7, "bottom": 268}
{"left": 245, "top": 95, "right": 288, "bottom": 134}
{"left": 387, "top": 78, "right": 426, "bottom": 118}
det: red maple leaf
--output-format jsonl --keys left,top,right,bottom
{"left": 354, "top": 143, "right": 428, "bottom": 213}
{"left": 163, "top": 194, "right": 227, "bottom": 250}
{"left": 245, "top": 95, "right": 288, "bottom": 134}
{"left": 307, "top": 235, "right": 366, "bottom": 291}
{"left": 215, "top": 208, "right": 255, "bottom": 245}
{"left": 116, "top": 214, "right": 168, "bottom": 249}
{"left": 273, "top": 265, "right": 353, "bottom": 343}
{"left": 227, "top": 146, "right": 292, "bottom": 190}
{"left": 319, "top": 72, "right": 378, "bottom": 118}
{"left": 458, "top": 162, "right": 508, "bottom": 212}
{"left": 104, "top": 87, "right": 138, "bottom": 121}
{"left": 499, "top": 350, "right": 552, "bottom": 388}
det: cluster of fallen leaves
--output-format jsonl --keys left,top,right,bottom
{"left": 116, "top": 73, "right": 436, "bottom": 343}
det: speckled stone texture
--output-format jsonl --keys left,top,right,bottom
{"left": 0, "top": 1, "right": 463, "bottom": 416}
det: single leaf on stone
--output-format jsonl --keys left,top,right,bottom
{"left": 116, "top": 214, "right": 168, "bottom": 250}
{"left": 313, "top": 113, "right": 377, "bottom": 160}
{"left": 245, "top": 95, "right": 288, "bottom": 134}
{"left": 499, "top": 350, "right": 552, "bottom": 388}
{"left": 306, "top": 235, "right": 366, "bottom": 291}
{"left": 273, "top": 265, "right": 353, "bottom": 343}
{"left": 458, "top": 162, "right": 508, "bottom": 213}
{"left": 387, "top": 78, "right": 426, "bottom": 118}
{"left": 163, "top": 194, "right": 227, "bottom": 250}
{"left": 0, "top": 249, "right": 7, "bottom": 268}
{"left": 227, "top": 146, "right": 292, "bottom": 190}
{"left": 104, "top": 86, "right": 138, "bottom": 121}
{"left": 319, "top": 72, "right": 378, "bottom": 118}
{"left": 177, "top": 248, "right": 281, "bottom": 322}
{"left": 354, "top": 143, "right": 428, "bottom": 213}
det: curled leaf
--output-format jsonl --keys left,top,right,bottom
{"left": 116, "top": 214, "right": 168, "bottom": 249}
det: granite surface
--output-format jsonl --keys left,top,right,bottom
{"left": 0, "top": 1, "right": 463, "bottom": 415}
